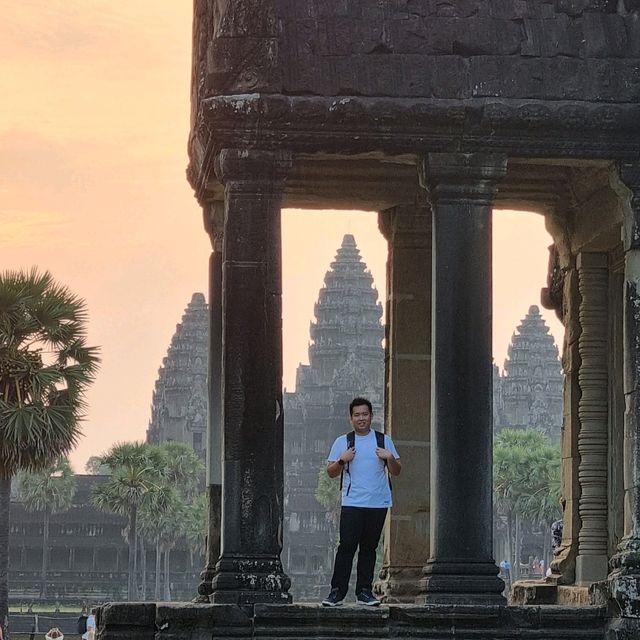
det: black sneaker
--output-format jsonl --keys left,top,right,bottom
{"left": 356, "top": 589, "right": 380, "bottom": 606}
{"left": 322, "top": 588, "right": 345, "bottom": 607}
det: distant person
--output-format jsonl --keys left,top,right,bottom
{"left": 83, "top": 608, "right": 97, "bottom": 640}
{"left": 321, "top": 397, "right": 401, "bottom": 607}
{"left": 77, "top": 610, "right": 88, "bottom": 637}
{"left": 551, "top": 518, "right": 563, "bottom": 550}
{"left": 500, "top": 559, "right": 512, "bottom": 584}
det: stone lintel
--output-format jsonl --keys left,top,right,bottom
{"left": 199, "top": 95, "right": 640, "bottom": 154}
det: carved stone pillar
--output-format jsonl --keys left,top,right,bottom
{"left": 575, "top": 252, "right": 610, "bottom": 584}
{"left": 197, "top": 202, "right": 224, "bottom": 601}
{"left": 609, "top": 162, "right": 640, "bottom": 619}
{"left": 375, "top": 204, "right": 431, "bottom": 603}
{"left": 550, "top": 262, "right": 581, "bottom": 584}
{"left": 211, "top": 148, "right": 292, "bottom": 605}
{"left": 418, "top": 152, "right": 507, "bottom": 605}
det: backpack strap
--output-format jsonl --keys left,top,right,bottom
{"left": 339, "top": 431, "right": 356, "bottom": 495}
{"left": 375, "top": 430, "right": 393, "bottom": 492}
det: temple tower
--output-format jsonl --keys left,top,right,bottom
{"left": 146, "top": 293, "right": 209, "bottom": 458}
{"left": 494, "top": 305, "right": 563, "bottom": 440}
{"left": 283, "top": 234, "right": 384, "bottom": 601}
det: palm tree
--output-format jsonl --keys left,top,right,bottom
{"left": 92, "top": 442, "right": 167, "bottom": 600}
{"left": 0, "top": 268, "right": 99, "bottom": 639}
{"left": 158, "top": 441, "right": 204, "bottom": 498}
{"left": 493, "top": 429, "right": 560, "bottom": 580}
{"left": 181, "top": 494, "right": 207, "bottom": 573}
{"left": 17, "top": 457, "right": 76, "bottom": 600}
{"left": 137, "top": 482, "right": 179, "bottom": 600}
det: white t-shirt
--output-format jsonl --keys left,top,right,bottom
{"left": 82, "top": 615, "right": 96, "bottom": 640}
{"left": 328, "top": 430, "right": 400, "bottom": 508}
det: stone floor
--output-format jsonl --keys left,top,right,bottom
{"left": 97, "top": 601, "right": 624, "bottom": 640}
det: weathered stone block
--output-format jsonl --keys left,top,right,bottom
{"left": 432, "top": 56, "right": 469, "bottom": 99}
{"left": 582, "top": 14, "right": 628, "bottom": 58}
{"left": 98, "top": 603, "right": 156, "bottom": 640}
{"left": 511, "top": 580, "right": 558, "bottom": 605}
{"left": 155, "top": 603, "right": 251, "bottom": 640}
{"left": 399, "top": 55, "right": 436, "bottom": 96}
{"left": 454, "top": 18, "right": 523, "bottom": 56}
{"left": 389, "top": 16, "right": 456, "bottom": 55}
{"left": 542, "top": 57, "right": 591, "bottom": 100}
{"left": 486, "top": 0, "right": 539, "bottom": 20}
{"left": 555, "top": 0, "right": 618, "bottom": 16}
{"left": 521, "top": 16, "right": 583, "bottom": 57}
{"left": 471, "top": 57, "right": 543, "bottom": 99}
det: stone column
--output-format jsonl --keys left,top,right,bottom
{"left": 197, "top": 201, "right": 224, "bottom": 601}
{"left": 610, "top": 162, "right": 640, "bottom": 619}
{"left": 549, "top": 259, "right": 581, "bottom": 585}
{"left": 375, "top": 204, "right": 431, "bottom": 603}
{"left": 211, "top": 148, "right": 292, "bottom": 605}
{"left": 575, "top": 252, "right": 610, "bottom": 584}
{"left": 418, "top": 152, "right": 507, "bottom": 605}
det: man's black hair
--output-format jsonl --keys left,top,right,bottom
{"left": 349, "top": 397, "right": 373, "bottom": 416}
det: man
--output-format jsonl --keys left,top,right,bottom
{"left": 322, "top": 397, "right": 401, "bottom": 607}
{"left": 83, "top": 608, "right": 96, "bottom": 640}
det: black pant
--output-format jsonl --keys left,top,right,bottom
{"left": 330, "top": 506, "right": 387, "bottom": 596}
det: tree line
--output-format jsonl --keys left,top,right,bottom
{"left": 14, "top": 439, "right": 207, "bottom": 605}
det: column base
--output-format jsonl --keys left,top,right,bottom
{"left": 375, "top": 565, "right": 424, "bottom": 603}
{"left": 610, "top": 575, "right": 640, "bottom": 619}
{"left": 608, "top": 538, "right": 640, "bottom": 618}
{"left": 418, "top": 560, "right": 506, "bottom": 605}
{"left": 575, "top": 554, "right": 609, "bottom": 584}
{"left": 195, "top": 563, "right": 216, "bottom": 601}
{"left": 211, "top": 555, "right": 292, "bottom": 606}
{"left": 196, "top": 484, "right": 222, "bottom": 600}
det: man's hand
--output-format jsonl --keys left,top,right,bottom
{"left": 375, "top": 447, "right": 393, "bottom": 461}
{"left": 376, "top": 447, "right": 402, "bottom": 476}
{"left": 327, "top": 446, "right": 355, "bottom": 478}
{"left": 341, "top": 446, "right": 356, "bottom": 463}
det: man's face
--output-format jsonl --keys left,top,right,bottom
{"left": 350, "top": 404, "right": 372, "bottom": 435}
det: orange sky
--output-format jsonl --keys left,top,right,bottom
{"left": 1, "top": 3, "right": 563, "bottom": 471}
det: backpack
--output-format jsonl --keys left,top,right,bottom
{"left": 77, "top": 614, "right": 88, "bottom": 635}
{"left": 339, "top": 430, "right": 392, "bottom": 496}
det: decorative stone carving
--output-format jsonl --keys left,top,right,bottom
{"left": 542, "top": 244, "right": 565, "bottom": 320}
{"left": 620, "top": 162, "right": 640, "bottom": 253}
{"left": 609, "top": 162, "right": 640, "bottom": 619}
{"left": 575, "top": 252, "right": 609, "bottom": 584}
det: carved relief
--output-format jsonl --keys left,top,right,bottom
{"left": 575, "top": 252, "right": 609, "bottom": 582}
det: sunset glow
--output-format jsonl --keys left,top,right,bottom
{"left": 1, "top": 3, "right": 563, "bottom": 471}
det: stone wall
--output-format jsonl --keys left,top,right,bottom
{"left": 275, "top": 0, "right": 640, "bottom": 101}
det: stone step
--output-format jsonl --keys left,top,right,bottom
{"left": 99, "top": 602, "right": 611, "bottom": 640}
